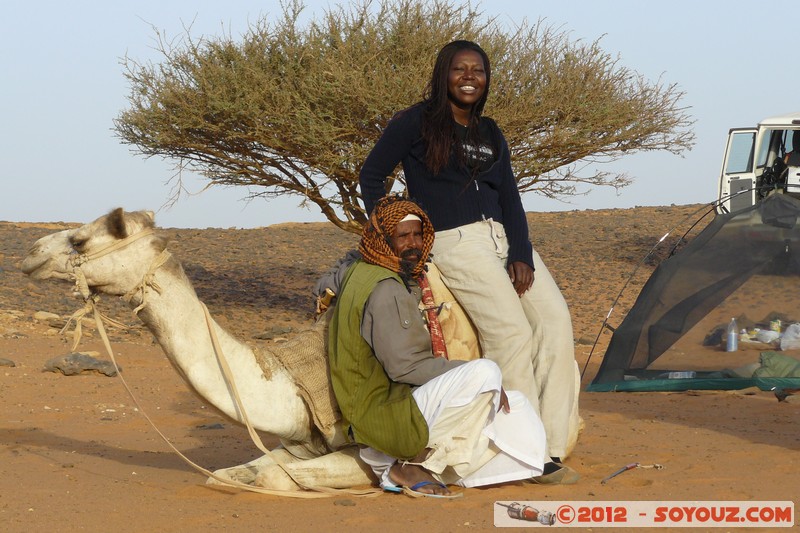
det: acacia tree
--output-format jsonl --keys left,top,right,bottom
{"left": 115, "top": 0, "right": 694, "bottom": 233}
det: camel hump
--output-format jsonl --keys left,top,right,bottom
{"left": 424, "top": 262, "right": 481, "bottom": 362}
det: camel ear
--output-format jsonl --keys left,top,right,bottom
{"left": 144, "top": 211, "right": 155, "bottom": 224}
{"left": 107, "top": 208, "right": 128, "bottom": 239}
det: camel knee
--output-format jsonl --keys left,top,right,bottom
{"left": 207, "top": 464, "right": 263, "bottom": 486}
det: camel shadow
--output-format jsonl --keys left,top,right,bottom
{"left": 0, "top": 423, "right": 280, "bottom": 474}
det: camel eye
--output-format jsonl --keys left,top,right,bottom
{"left": 70, "top": 237, "right": 87, "bottom": 250}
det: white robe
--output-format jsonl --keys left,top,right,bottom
{"left": 359, "top": 359, "right": 547, "bottom": 488}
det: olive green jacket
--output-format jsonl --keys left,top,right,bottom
{"left": 328, "top": 260, "right": 429, "bottom": 460}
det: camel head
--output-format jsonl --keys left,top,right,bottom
{"left": 21, "top": 208, "right": 166, "bottom": 297}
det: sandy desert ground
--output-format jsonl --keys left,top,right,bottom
{"left": 1, "top": 204, "right": 797, "bottom": 532}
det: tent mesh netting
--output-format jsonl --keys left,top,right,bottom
{"left": 589, "top": 193, "right": 800, "bottom": 392}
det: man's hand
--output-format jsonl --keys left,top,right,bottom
{"left": 507, "top": 261, "right": 534, "bottom": 297}
{"left": 315, "top": 287, "right": 335, "bottom": 316}
{"left": 499, "top": 388, "right": 510, "bottom": 413}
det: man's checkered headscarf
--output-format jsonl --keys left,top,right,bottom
{"left": 359, "top": 195, "right": 434, "bottom": 278}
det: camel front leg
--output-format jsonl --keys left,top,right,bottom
{"left": 253, "top": 446, "right": 376, "bottom": 491}
{"left": 207, "top": 447, "right": 300, "bottom": 486}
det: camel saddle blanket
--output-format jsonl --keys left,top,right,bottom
{"left": 254, "top": 312, "right": 341, "bottom": 440}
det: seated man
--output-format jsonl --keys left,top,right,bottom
{"left": 328, "top": 195, "right": 564, "bottom": 497}
{"left": 784, "top": 132, "right": 800, "bottom": 167}
{"left": 783, "top": 133, "right": 800, "bottom": 190}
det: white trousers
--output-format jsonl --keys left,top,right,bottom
{"left": 360, "top": 359, "right": 546, "bottom": 489}
{"left": 431, "top": 219, "right": 579, "bottom": 458}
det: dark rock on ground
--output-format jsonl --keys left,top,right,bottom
{"left": 43, "top": 352, "right": 119, "bottom": 377}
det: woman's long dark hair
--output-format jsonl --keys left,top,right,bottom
{"left": 421, "top": 40, "right": 492, "bottom": 175}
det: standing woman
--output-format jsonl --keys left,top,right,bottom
{"left": 359, "top": 40, "right": 580, "bottom": 479}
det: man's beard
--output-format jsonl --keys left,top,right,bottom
{"left": 399, "top": 248, "right": 423, "bottom": 277}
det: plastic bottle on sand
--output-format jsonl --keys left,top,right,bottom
{"left": 726, "top": 318, "right": 738, "bottom": 352}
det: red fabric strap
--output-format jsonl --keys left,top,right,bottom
{"left": 417, "top": 274, "right": 449, "bottom": 360}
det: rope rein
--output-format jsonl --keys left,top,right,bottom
{"left": 65, "top": 227, "right": 380, "bottom": 498}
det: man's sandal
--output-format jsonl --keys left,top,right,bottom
{"left": 402, "top": 480, "right": 464, "bottom": 499}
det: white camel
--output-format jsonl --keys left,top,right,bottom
{"left": 21, "top": 208, "right": 580, "bottom": 492}
{"left": 21, "top": 208, "right": 375, "bottom": 491}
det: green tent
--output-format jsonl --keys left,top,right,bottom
{"left": 588, "top": 193, "right": 800, "bottom": 392}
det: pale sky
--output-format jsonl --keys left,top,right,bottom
{"left": 3, "top": 0, "right": 799, "bottom": 228}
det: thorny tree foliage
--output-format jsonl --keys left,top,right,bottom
{"left": 115, "top": 0, "right": 694, "bottom": 233}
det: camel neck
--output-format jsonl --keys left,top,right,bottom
{"left": 129, "top": 266, "right": 314, "bottom": 443}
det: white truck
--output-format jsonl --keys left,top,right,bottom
{"left": 718, "top": 111, "right": 800, "bottom": 213}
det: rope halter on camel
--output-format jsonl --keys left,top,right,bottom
{"left": 67, "top": 227, "right": 158, "bottom": 301}
{"left": 63, "top": 229, "right": 162, "bottom": 347}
